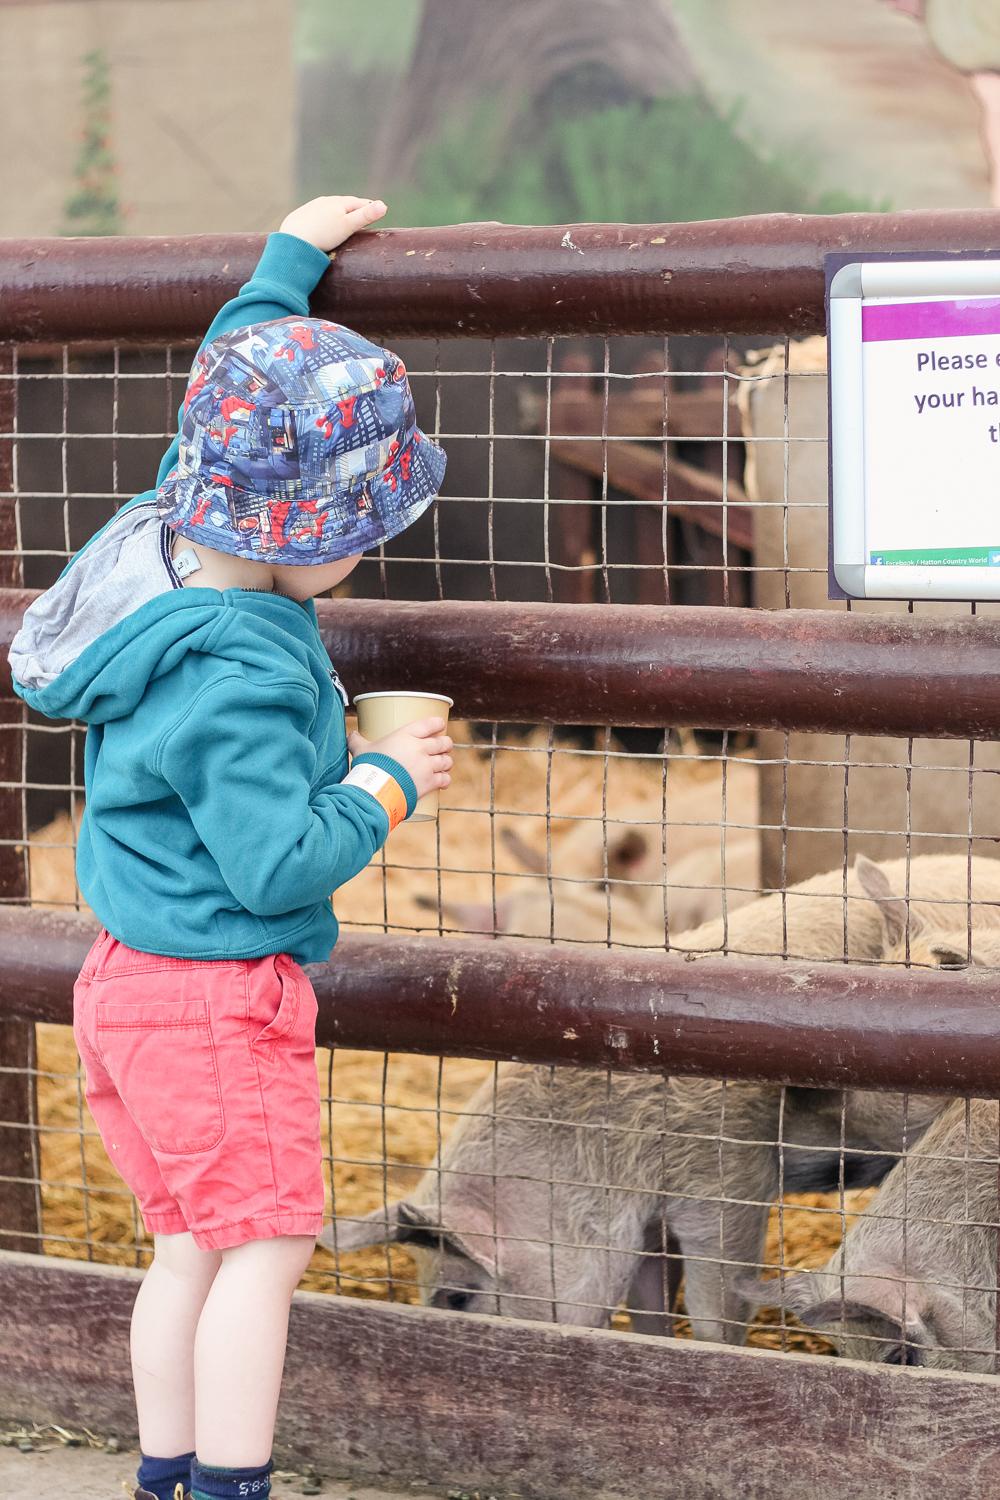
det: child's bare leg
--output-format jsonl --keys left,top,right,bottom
{"left": 194, "top": 1235, "right": 316, "bottom": 1466}
{"left": 132, "top": 1232, "right": 223, "bottom": 1457}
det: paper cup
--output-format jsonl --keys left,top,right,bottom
{"left": 353, "top": 691, "right": 454, "bottom": 823}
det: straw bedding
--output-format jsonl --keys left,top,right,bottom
{"left": 31, "top": 729, "right": 859, "bottom": 1354}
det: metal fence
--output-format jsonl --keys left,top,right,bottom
{"left": 3, "top": 216, "right": 1000, "bottom": 1405}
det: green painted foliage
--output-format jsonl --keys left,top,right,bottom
{"left": 388, "top": 92, "right": 886, "bottom": 226}
{"left": 61, "top": 49, "right": 123, "bottom": 237}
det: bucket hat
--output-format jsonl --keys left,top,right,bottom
{"left": 156, "top": 317, "right": 446, "bottom": 563}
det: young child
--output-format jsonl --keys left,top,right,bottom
{"left": 9, "top": 196, "right": 453, "bottom": 1500}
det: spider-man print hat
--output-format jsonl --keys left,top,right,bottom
{"left": 156, "top": 317, "right": 446, "bottom": 563}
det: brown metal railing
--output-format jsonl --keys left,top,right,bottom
{"left": 2, "top": 906, "right": 999, "bottom": 1099}
{"left": 2, "top": 209, "right": 999, "bottom": 343}
{"left": 3, "top": 590, "right": 1000, "bottom": 739}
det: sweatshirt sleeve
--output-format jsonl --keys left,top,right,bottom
{"left": 155, "top": 671, "right": 416, "bottom": 917}
{"left": 155, "top": 232, "right": 332, "bottom": 490}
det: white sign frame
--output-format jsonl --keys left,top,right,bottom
{"left": 830, "top": 258, "right": 1000, "bottom": 600}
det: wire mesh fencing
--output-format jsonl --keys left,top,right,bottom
{"left": 3, "top": 329, "right": 1000, "bottom": 1381}
{"left": 28, "top": 1030, "right": 1000, "bottom": 1373}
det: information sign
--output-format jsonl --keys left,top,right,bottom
{"left": 829, "top": 259, "right": 1000, "bottom": 599}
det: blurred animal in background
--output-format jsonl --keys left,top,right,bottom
{"left": 673, "top": 852, "right": 1000, "bottom": 963}
{"left": 854, "top": 854, "right": 1000, "bottom": 967}
{"left": 419, "top": 820, "right": 760, "bottom": 943}
{"left": 322, "top": 1062, "right": 947, "bottom": 1345}
{"left": 746, "top": 1094, "right": 1000, "bottom": 1371}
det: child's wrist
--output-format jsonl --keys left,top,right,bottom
{"left": 346, "top": 751, "right": 419, "bottom": 823}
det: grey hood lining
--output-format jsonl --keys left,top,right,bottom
{"left": 10, "top": 501, "right": 183, "bottom": 692}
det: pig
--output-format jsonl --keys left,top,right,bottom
{"left": 339, "top": 852, "right": 996, "bottom": 1340}
{"left": 322, "top": 1066, "right": 947, "bottom": 1345}
{"left": 421, "top": 822, "right": 760, "bottom": 942}
{"left": 853, "top": 853, "right": 1000, "bottom": 969}
{"left": 425, "top": 845, "right": 1000, "bottom": 960}
{"left": 746, "top": 1095, "right": 1000, "bottom": 1371}
{"left": 672, "top": 852, "right": 1000, "bottom": 963}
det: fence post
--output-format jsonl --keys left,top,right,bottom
{"left": 550, "top": 353, "right": 597, "bottom": 604}
{"left": 0, "top": 343, "right": 41, "bottom": 1254}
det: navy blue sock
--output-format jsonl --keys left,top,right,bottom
{"left": 190, "top": 1458, "right": 272, "bottom": 1500}
{"left": 137, "top": 1451, "right": 195, "bottom": 1500}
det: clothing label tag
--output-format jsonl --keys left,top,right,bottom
{"left": 342, "top": 762, "right": 408, "bottom": 830}
{"left": 173, "top": 548, "right": 202, "bottom": 580}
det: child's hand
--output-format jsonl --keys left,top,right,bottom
{"left": 348, "top": 717, "right": 453, "bottom": 801}
{"left": 279, "top": 196, "right": 387, "bottom": 253}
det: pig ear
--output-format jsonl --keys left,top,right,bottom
{"left": 795, "top": 1299, "right": 929, "bottom": 1361}
{"left": 929, "top": 940, "right": 997, "bottom": 968}
{"left": 414, "top": 892, "right": 516, "bottom": 933}
{"left": 394, "top": 1202, "right": 500, "bottom": 1274}
{"left": 734, "top": 1272, "right": 818, "bottom": 1316}
{"left": 318, "top": 1199, "right": 426, "bottom": 1253}
{"left": 854, "top": 854, "right": 926, "bottom": 950}
{"left": 500, "top": 827, "right": 547, "bottom": 874}
{"left": 795, "top": 1298, "right": 905, "bottom": 1337}
{"left": 928, "top": 940, "right": 975, "bottom": 968}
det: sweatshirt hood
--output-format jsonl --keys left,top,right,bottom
{"left": 9, "top": 497, "right": 318, "bottom": 725}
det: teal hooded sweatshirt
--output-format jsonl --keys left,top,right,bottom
{"left": 9, "top": 233, "right": 417, "bottom": 965}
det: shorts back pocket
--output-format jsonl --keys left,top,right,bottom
{"left": 96, "top": 998, "right": 224, "bottom": 1155}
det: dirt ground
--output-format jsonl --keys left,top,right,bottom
{"left": 0, "top": 1431, "right": 423, "bottom": 1500}
{"left": 29, "top": 728, "right": 859, "bottom": 1357}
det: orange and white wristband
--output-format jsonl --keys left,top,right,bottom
{"left": 342, "top": 762, "right": 409, "bottom": 831}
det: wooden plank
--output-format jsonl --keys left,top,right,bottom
{"left": 548, "top": 438, "right": 754, "bottom": 550}
{"left": 3, "top": 1249, "right": 1000, "bottom": 1499}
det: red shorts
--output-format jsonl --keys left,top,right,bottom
{"left": 73, "top": 930, "right": 324, "bottom": 1251}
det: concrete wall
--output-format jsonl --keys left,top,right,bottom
{"left": 0, "top": 0, "right": 295, "bottom": 237}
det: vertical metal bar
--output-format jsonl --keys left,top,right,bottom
{"left": 602, "top": 725, "right": 611, "bottom": 947}
{"left": 434, "top": 1054, "right": 444, "bottom": 1297}
{"left": 543, "top": 339, "right": 554, "bottom": 605}
{"left": 721, "top": 334, "right": 730, "bottom": 608}
{"left": 661, "top": 726, "right": 671, "bottom": 947}
{"left": 602, "top": 1068, "right": 612, "bottom": 1324}
{"left": 545, "top": 724, "right": 555, "bottom": 942}
{"left": 905, "top": 738, "right": 913, "bottom": 965}
{"left": 490, "top": 1061, "right": 500, "bottom": 1316}
{"left": 661, "top": 334, "right": 670, "bottom": 606}
{"left": 600, "top": 339, "right": 610, "bottom": 604}
{"left": 546, "top": 1064, "right": 558, "bottom": 1323}
{"left": 720, "top": 729, "right": 730, "bottom": 951}
{"left": 75, "top": 1048, "right": 94, "bottom": 1262}
{"left": 0, "top": 1021, "right": 42, "bottom": 1254}
{"left": 776, "top": 1085, "right": 787, "bottom": 1352}
{"left": 780, "top": 731, "right": 789, "bottom": 954}
{"left": 433, "top": 340, "right": 443, "bottom": 601}
{"left": 489, "top": 720, "right": 498, "bottom": 933}
{"left": 326, "top": 1048, "right": 341, "bottom": 1294}
{"left": 842, "top": 735, "right": 851, "bottom": 962}
{"left": 967, "top": 739, "right": 975, "bottom": 964}
{"left": 487, "top": 341, "right": 496, "bottom": 602}
{"left": 0, "top": 340, "right": 37, "bottom": 1254}
{"left": 781, "top": 336, "right": 790, "bottom": 611}
{"left": 550, "top": 352, "right": 595, "bottom": 604}
{"left": 380, "top": 1052, "right": 393, "bottom": 1300}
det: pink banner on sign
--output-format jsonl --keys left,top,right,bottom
{"left": 862, "top": 299, "right": 1000, "bottom": 342}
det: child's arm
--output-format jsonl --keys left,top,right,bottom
{"left": 156, "top": 674, "right": 451, "bottom": 915}
{"left": 155, "top": 196, "right": 386, "bottom": 489}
